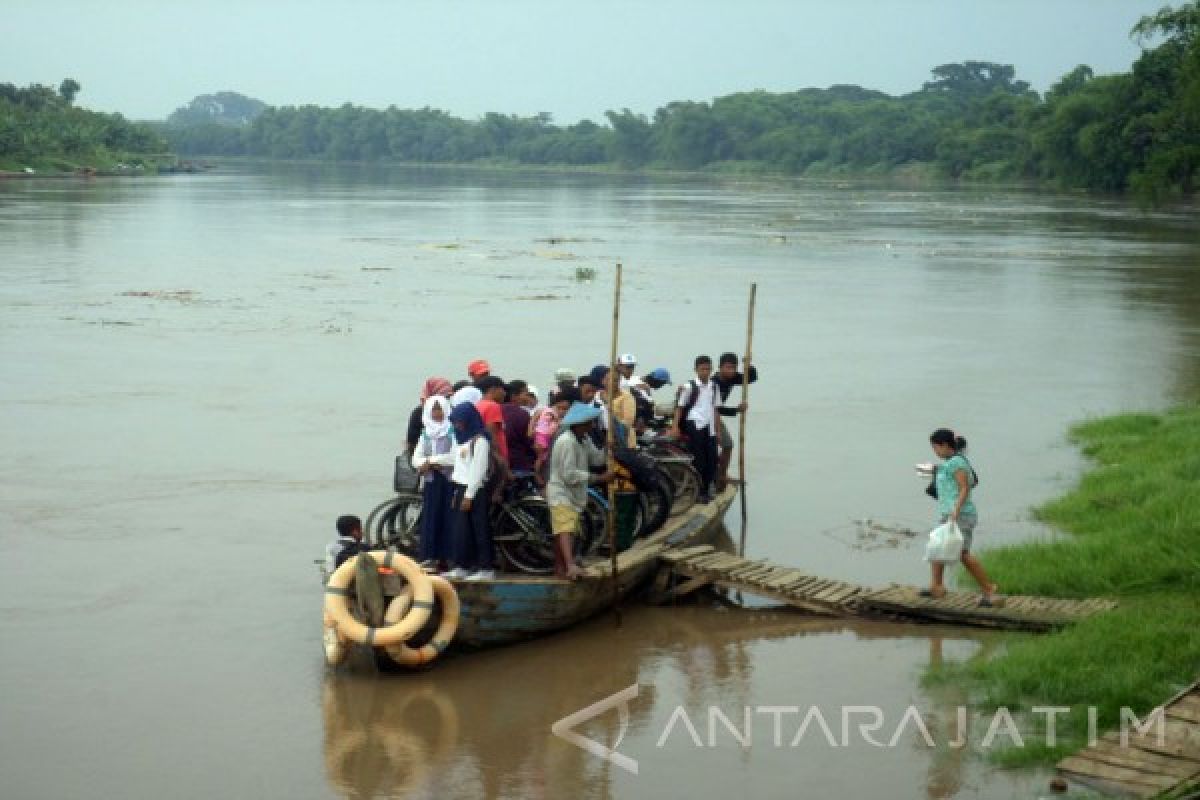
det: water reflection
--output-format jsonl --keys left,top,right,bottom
{"left": 320, "top": 610, "right": 1020, "bottom": 800}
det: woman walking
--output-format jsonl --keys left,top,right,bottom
{"left": 922, "top": 429, "right": 1001, "bottom": 606}
{"left": 445, "top": 402, "right": 495, "bottom": 581}
{"left": 411, "top": 395, "right": 456, "bottom": 572}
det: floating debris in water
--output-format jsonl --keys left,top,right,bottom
{"left": 574, "top": 267, "right": 596, "bottom": 282}
{"left": 360, "top": 266, "right": 393, "bottom": 272}
{"left": 533, "top": 250, "right": 577, "bottom": 260}
{"left": 119, "top": 290, "right": 198, "bottom": 303}
{"left": 823, "top": 518, "right": 920, "bottom": 551}
{"left": 420, "top": 242, "right": 462, "bottom": 250}
{"left": 514, "top": 294, "right": 562, "bottom": 301}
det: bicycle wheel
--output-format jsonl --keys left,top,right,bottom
{"left": 660, "top": 461, "right": 700, "bottom": 516}
{"left": 494, "top": 496, "right": 556, "bottom": 575}
{"left": 372, "top": 493, "right": 423, "bottom": 554}
{"left": 639, "top": 478, "right": 672, "bottom": 535}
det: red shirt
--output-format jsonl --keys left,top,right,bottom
{"left": 475, "top": 399, "right": 509, "bottom": 461}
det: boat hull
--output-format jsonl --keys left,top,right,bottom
{"left": 378, "top": 486, "right": 737, "bottom": 650}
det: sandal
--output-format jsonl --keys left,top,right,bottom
{"left": 918, "top": 588, "right": 946, "bottom": 599}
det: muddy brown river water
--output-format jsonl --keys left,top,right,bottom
{"left": 1, "top": 163, "right": 1197, "bottom": 799}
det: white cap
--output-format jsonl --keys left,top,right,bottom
{"left": 617, "top": 353, "right": 637, "bottom": 366}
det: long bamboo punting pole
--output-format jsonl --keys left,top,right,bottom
{"left": 738, "top": 283, "right": 757, "bottom": 558}
{"left": 607, "top": 262, "right": 623, "bottom": 623}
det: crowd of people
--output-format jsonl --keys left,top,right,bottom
{"left": 327, "top": 353, "right": 757, "bottom": 581}
{"left": 324, "top": 359, "right": 1000, "bottom": 607}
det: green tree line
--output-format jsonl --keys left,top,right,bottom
{"left": 163, "top": 4, "right": 1198, "bottom": 199}
{"left": 0, "top": 80, "right": 168, "bottom": 172}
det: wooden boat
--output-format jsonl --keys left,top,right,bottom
{"left": 371, "top": 486, "right": 738, "bottom": 654}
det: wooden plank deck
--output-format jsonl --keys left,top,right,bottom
{"left": 656, "top": 545, "right": 1117, "bottom": 631}
{"left": 1056, "top": 680, "right": 1200, "bottom": 798}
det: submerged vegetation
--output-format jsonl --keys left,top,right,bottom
{"left": 929, "top": 406, "right": 1200, "bottom": 766}
{"left": 163, "top": 3, "right": 1200, "bottom": 201}
{"left": 0, "top": 80, "right": 169, "bottom": 173}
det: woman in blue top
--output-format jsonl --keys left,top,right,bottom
{"left": 922, "top": 429, "right": 1001, "bottom": 606}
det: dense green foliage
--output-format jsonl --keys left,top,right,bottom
{"left": 163, "top": 4, "right": 1199, "bottom": 199}
{"left": 0, "top": 80, "right": 168, "bottom": 172}
{"left": 927, "top": 406, "right": 1200, "bottom": 767}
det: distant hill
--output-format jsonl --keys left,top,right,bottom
{"left": 167, "top": 91, "right": 266, "bottom": 127}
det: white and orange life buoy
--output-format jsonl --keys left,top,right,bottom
{"left": 382, "top": 575, "right": 460, "bottom": 667}
{"left": 323, "top": 550, "right": 434, "bottom": 648}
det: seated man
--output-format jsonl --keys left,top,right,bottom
{"left": 325, "top": 514, "right": 367, "bottom": 573}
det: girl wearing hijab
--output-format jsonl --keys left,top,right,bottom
{"left": 445, "top": 403, "right": 495, "bottom": 581}
{"left": 406, "top": 377, "right": 453, "bottom": 454}
{"left": 411, "top": 395, "right": 456, "bottom": 571}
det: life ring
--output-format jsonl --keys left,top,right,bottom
{"left": 382, "top": 575, "right": 460, "bottom": 667}
{"left": 324, "top": 550, "right": 434, "bottom": 647}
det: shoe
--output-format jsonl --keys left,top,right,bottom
{"left": 464, "top": 570, "right": 495, "bottom": 582}
{"left": 442, "top": 567, "right": 469, "bottom": 580}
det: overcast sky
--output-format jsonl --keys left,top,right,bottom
{"left": 1, "top": 0, "right": 1171, "bottom": 122}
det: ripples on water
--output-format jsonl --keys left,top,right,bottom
{"left": 1, "top": 165, "right": 1197, "bottom": 799}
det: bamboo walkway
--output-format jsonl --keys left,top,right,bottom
{"left": 1057, "top": 680, "right": 1200, "bottom": 799}
{"left": 654, "top": 545, "right": 1117, "bottom": 631}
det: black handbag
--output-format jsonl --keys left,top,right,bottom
{"left": 394, "top": 452, "right": 420, "bottom": 493}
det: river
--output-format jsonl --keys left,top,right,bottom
{"left": 1, "top": 163, "right": 1197, "bottom": 799}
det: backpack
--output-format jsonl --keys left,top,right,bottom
{"left": 675, "top": 379, "right": 716, "bottom": 429}
{"left": 632, "top": 387, "right": 656, "bottom": 424}
{"left": 925, "top": 458, "right": 980, "bottom": 499}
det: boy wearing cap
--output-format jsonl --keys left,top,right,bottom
{"left": 547, "top": 402, "right": 613, "bottom": 580}
{"left": 467, "top": 359, "right": 491, "bottom": 381}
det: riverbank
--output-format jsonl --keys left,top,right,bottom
{"left": 0, "top": 155, "right": 209, "bottom": 179}
{"left": 928, "top": 405, "right": 1200, "bottom": 767}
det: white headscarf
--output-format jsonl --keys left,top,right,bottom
{"left": 450, "top": 386, "right": 482, "bottom": 409}
{"left": 422, "top": 396, "right": 452, "bottom": 443}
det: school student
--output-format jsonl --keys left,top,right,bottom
{"left": 446, "top": 403, "right": 495, "bottom": 581}
{"left": 713, "top": 353, "right": 758, "bottom": 490}
{"left": 325, "top": 515, "right": 367, "bottom": 574}
{"left": 411, "top": 395, "right": 456, "bottom": 571}
{"left": 670, "top": 355, "right": 721, "bottom": 503}
{"left": 405, "top": 377, "right": 453, "bottom": 455}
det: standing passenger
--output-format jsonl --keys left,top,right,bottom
{"left": 713, "top": 353, "right": 758, "bottom": 491}
{"left": 405, "top": 377, "right": 453, "bottom": 456}
{"left": 501, "top": 380, "right": 537, "bottom": 477}
{"left": 671, "top": 355, "right": 720, "bottom": 503}
{"left": 533, "top": 389, "right": 576, "bottom": 485}
{"left": 547, "top": 402, "right": 612, "bottom": 580}
{"left": 411, "top": 395, "right": 456, "bottom": 572}
{"left": 445, "top": 403, "right": 495, "bottom": 582}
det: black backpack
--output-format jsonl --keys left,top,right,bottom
{"left": 675, "top": 379, "right": 715, "bottom": 429}
{"left": 925, "top": 458, "right": 980, "bottom": 499}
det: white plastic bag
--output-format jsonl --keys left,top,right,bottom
{"left": 924, "top": 520, "right": 965, "bottom": 563}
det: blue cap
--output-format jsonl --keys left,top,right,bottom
{"left": 648, "top": 367, "right": 672, "bottom": 384}
{"left": 562, "top": 401, "right": 602, "bottom": 427}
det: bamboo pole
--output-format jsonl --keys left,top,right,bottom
{"left": 607, "top": 262, "right": 623, "bottom": 623}
{"left": 738, "top": 283, "right": 757, "bottom": 558}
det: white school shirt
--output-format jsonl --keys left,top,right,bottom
{"left": 450, "top": 435, "right": 490, "bottom": 499}
{"left": 678, "top": 378, "right": 718, "bottom": 432}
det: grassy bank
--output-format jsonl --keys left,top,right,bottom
{"left": 928, "top": 406, "right": 1200, "bottom": 767}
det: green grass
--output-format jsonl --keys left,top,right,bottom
{"left": 927, "top": 405, "right": 1200, "bottom": 766}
